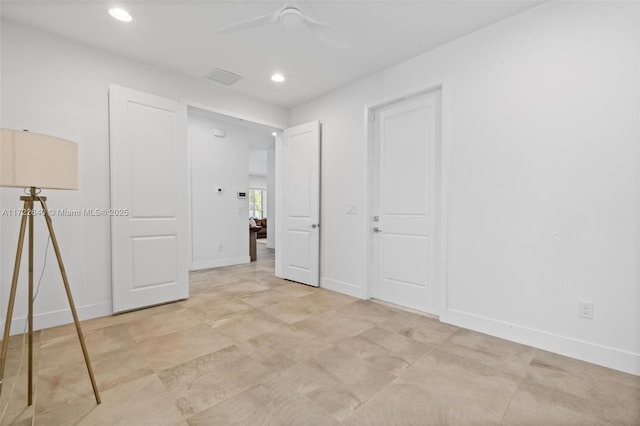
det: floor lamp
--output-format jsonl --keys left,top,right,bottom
{"left": 0, "top": 128, "right": 101, "bottom": 405}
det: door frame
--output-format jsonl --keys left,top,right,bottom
{"left": 362, "top": 83, "right": 451, "bottom": 321}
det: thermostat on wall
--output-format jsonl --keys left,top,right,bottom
{"left": 237, "top": 191, "right": 247, "bottom": 199}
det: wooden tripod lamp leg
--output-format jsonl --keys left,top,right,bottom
{"left": 0, "top": 205, "right": 29, "bottom": 397}
{"left": 40, "top": 201, "right": 101, "bottom": 404}
{"left": 27, "top": 198, "right": 34, "bottom": 406}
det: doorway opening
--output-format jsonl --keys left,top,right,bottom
{"left": 187, "top": 106, "right": 279, "bottom": 271}
{"left": 365, "top": 88, "right": 446, "bottom": 316}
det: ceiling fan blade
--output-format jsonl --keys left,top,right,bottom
{"left": 217, "top": 10, "right": 280, "bottom": 34}
{"left": 304, "top": 17, "right": 351, "bottom": 49}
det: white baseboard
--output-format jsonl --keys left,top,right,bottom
{"left": 7, "top": 302, "right": 112, "bottom": 335}
{"left": 446, "top": 308, "right": 640, "bottom": 376}
{"left": 191, "top": 256, "right": 250, "bottom": 271}
{"left": 320, "top": 277, "right": 366, "bottom": 299}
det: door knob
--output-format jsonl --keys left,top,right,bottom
{"left": 373, "top": 227, "right": 382, "bottom": 233}
{"left": 311, "top": 224, "right": 319, "bottom": 229}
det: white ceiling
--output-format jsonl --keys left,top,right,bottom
{"left": 0, "top": 0, "right": 542, "bottom": 108}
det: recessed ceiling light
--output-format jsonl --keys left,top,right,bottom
{"left": 272, "top": 132, "right": 277, "bottom": 136}
{"left": 109, "top": 8, "right": 132, "bottom": 22}
{"left": 271, "top": 73, "right": 285, "bottom": 83}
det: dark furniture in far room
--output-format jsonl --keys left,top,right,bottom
{"left": 249, "top": 226, "right": 261, "bottom": 261}
{"left": 254, "top": 218, "right": 267, "bottom": 238}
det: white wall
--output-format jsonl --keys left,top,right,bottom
{"left": 190, "top": 108, "right": 253, "bottom": 270}
{"left": 0, "top": 19, "right": 287, "bottom": 332}
{"left": 249, "top": 149, "right": 268, "bottom": 177}
{"left": 249, "top": 174, "right": 267, "bottom": 188}
{"left": 289, "top": 2, "right": 640, "bottom": 375}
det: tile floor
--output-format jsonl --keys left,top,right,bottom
{"left": 0, "top": 245, "right": 638, "bottom": 425}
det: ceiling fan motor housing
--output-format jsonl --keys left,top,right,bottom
{"left": 280, "top": 8, "right": 304, "bottom": 29}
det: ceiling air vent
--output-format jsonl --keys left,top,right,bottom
{"left": 206, "top": 68, "right": 243, "bottom": 86}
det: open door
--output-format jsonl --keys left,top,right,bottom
{"left": 109, "top": 85, "right": 189, "bottom": 313}
{"left": 276, "top": 121, "right": 321, "bottom": 287}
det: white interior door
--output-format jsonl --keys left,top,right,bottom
{"left": 109, "top": 85, "right": 189, "bottom": 313}
{"left": 275, "top": 121, "right": 320, "bottom": 287}
{"left": 372, "top": 92, "right": 440, "bottom": 314}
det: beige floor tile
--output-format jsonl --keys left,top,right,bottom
{"left": 525, "top": 349, "right": 640, "bottom": 423}
{"left": 177, "top": 290, "right": 227, "bottom": 309}
{"left": 342, "top": 381, "right": 502, "bottom": 426}
{"left": 528, "top": 348, "right": 640, "bottom": 389}
{"left": 33, "top": 374, "right": 184, "bottom": 426}
{"left": 0, "top": 331, "right": 41, "bottom": 380}
{"left": 337, "top": 327, "right": 432, "bottom": 376}
{"left": 39, "top": 303, "right": 185, "bottom": 342}
{"left": 187, "top": 295, "right": 254, "bottom": 323}
{"left": 158, "top": 345, "right": 274, "bottom": 417}
{"left": 261, "top": 297, "right": 329, "bottom": 324}
{"left": 189, "top": 278, "right": 237, "bottom": 293}
{"left": 238, "top": 288, "right": 296, "bottom": 308}
{"left": 502, "top": 379, "right": 626, "bottom": 425}
{"left": 0, "top": 373, "right": 34, "bottom": 426}
{"left": 254, "top": 274, "right": 291, "bottom": 288}
{"left": 230, "top": 271, "right": 275, "bottom": 284}
{"left": 214, "top": 280, "right": 270, "bottom": 297}
{"left": 389, "top": 348, "right": 521, "bottom": 423}
{"left": 281, "top": 346, "right": 397, "bottom": 421}
{"left": 136, "top": 324, "right": 234, "bottom": 371}
{"left": 292, "top": 310, "right": 375, "bottom": 343}
{"left": 280, "top": 362, "right": 364, "bottom": 422}
{"left": 379, "top": 310, "right": 459, "bottom": 345}
{"left": 273, "top": 282, "right": 319, "bottom": 298}
{"left": 35, "top": 345, "right": 154, "bottom": 414}
{"left": 15, "top": 246, "right": 636, "bottom": 426}
{"left": 38, "top": 324, "right": 134, "bottom": 371}
{"left": 309, "top": 347, "right": 397, "bottom": 401}
{"left": 208, "top": 309, "right": 286, "bottom": 341}
{"left": 235, "top": 340, "right": 294, "bottom": 372}
{"left": 125, "top": 308, "right": 204, "bottom": 342}
{"left": 298, "top": 290, "right": 358, "bottom": 310}
{"left": 115, "top": 302, "right": 185, "bottom": 321}
{"left": 440, "top": 329, "right": 536, "bottom": 377}
{"left": 356, "top": 326, "right": 433, "bottom": 362}
{"left": 335, "top": 300, "right": 400, "bottom": 324}
{"left": 40, "top": 316, "right": 124, "bottom": 342}
{"left": 235, "top": 325, "right": 330, "bottom": 371}
{"left": 186, "top": 376, "right": 338, "bottom": 426}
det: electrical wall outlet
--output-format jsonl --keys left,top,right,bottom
{"left": 578, "top": 301, "right": 594, "bottom": 319}
{"left": 217, "top": 244, "right": 223, "bottom": 252}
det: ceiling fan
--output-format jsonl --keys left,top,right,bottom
{"left": 217, "top": 0, "right": 351, "bottom": 48}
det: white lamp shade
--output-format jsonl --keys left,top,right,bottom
{"left": 0, "top": 128, "right": 78, "bottom": 190}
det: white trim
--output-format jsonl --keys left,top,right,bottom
{"left": 446, "top": 308, "right": 640, "bottom": 376}
{"left": 275, "top": 135, "right": 283, "bottom": 277}
{"left": 438, "top": 82, "right": 453, "bottom": 322}
{"left": 9, "top": 302, "right": 112, "bottom": 335}
{"left": 191, "top": 256, "right": 250, "bottom": 271}
{"left": 186, "top": 105, "right": 194, "bottom": 278}
{"left": 362, "top": 82, "right": 450, "bottom": 317}
{"left": 184, "top": 100, "right": 286, "bottom": 131}
{"left": 320, "top": 277, "right": 366, "bottom": 299}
